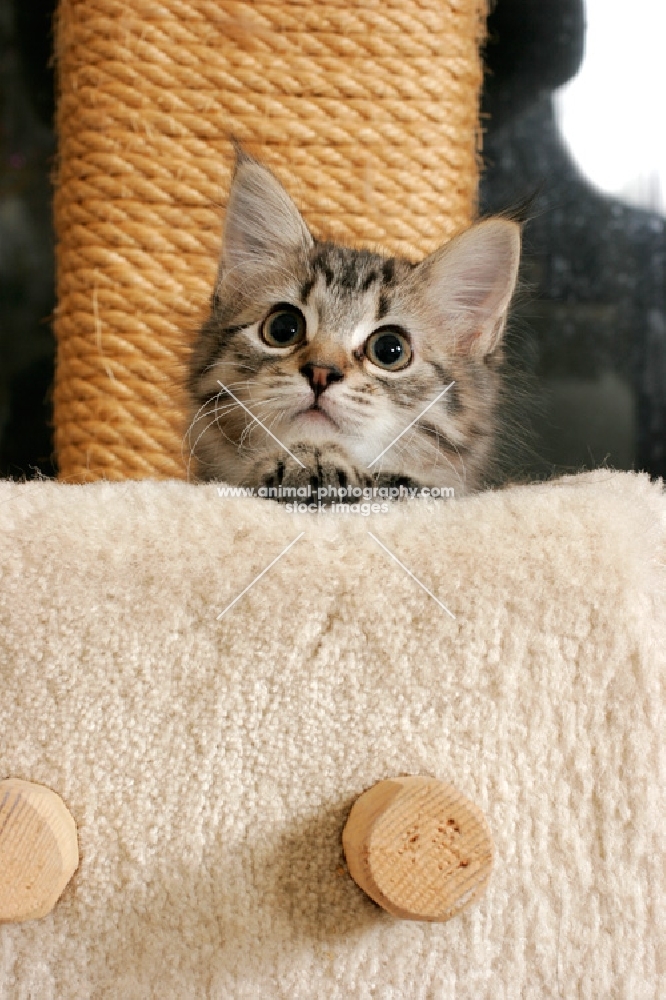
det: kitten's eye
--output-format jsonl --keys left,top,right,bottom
{"left": 260, "top": 304, "right": 306, "bottom": 348}
{"left": 365, "top": 326, "right": 412, "bottom": 371}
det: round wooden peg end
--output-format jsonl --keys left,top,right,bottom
{"left": 0, "top": 778, "right": 79, "bottom": 923}
{"left": 342, "top": 776, "right": 493, "bottom": 922}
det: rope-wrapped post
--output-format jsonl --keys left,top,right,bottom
{"left": 54, "top": 0, "right": 488, "bottom": 483}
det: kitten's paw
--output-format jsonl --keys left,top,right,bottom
{"left": 252, "top": 444, "right": 370, "bottom": 500}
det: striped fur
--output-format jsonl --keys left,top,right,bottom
{"left": 187, "top": 154, "right": 521, "bottom": 497}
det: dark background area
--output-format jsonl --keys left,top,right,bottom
{"left": 1, "top": 0, "right": 664, "bottom": 482}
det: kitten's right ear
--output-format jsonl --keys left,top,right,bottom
{"left": 410, "top": 219, "right": 521, "bottom": 358}
{"left": 218, "top": 152, "right": 313, "bottom": 284}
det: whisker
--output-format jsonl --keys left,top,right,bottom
{"left": 185, "top": 406, "right": 228, "bottom": 481}
{"left": 198, "top": 360, "right": 259, "bottom": 378}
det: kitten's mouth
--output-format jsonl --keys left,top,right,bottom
{"left": 294, "top": 405, "right": 338, "bottom": 429}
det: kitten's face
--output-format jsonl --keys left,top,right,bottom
{"left": 188, "top": 155, "right": 520, "bottom": 496}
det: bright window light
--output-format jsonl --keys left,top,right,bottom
{"left": 554, "top": 0, "right": 666, "bottom": 213}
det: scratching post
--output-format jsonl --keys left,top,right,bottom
{"left": 53, "top": 0, "right": 487, "bottom": 482}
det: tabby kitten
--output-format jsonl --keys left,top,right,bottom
{"left": 188, "top": 153, "right": 521, "bottom": 496}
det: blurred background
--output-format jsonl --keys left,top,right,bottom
{"left": 1, "top": 0, "right": 664, "bottom": 481}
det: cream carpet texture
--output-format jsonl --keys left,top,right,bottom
{"left": 0, "top": 471, "right": 664, "bottom": 999}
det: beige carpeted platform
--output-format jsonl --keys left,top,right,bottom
{"left": 0, "top": 471, "right": 664, "bottom": 998}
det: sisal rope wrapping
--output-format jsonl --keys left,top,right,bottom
{"left": 54, "top": 0, "right": 488, "bottom": 482}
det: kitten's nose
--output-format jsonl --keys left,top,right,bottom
{"left": 300, "top": 362, "right": 344, "bottom": 397}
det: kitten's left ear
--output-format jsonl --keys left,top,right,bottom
{"left": 411, "top": 219, "right": 521, "bottom": 358}
{"left": 218, "top": 152, "right": 313, "bottom": 284}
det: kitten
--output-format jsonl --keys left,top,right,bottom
{"left": 187, "top": 153, "right": 521, "bottom": 497}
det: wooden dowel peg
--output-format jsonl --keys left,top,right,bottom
{"left": 342, "top": 776, "right": 493, "bottom": 922}
{"left": 0, "top": 778, "right": 79, "bottom": 923}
